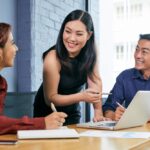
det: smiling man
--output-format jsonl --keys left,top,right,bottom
{"left": 103, "top": 34, "right": 150, "bottom": 121}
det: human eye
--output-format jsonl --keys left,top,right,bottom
{"left": 135, "top": 46, "right": 139, "bottom": 52}
{"left": 77, "top": 33, "right": 83, "bottom": 36}
{"left": 64, "top": 29, "right": 71, "bottom": 34}
{"left": 11, "top": 40, "right": 15, "bottom": 45}
{"left": 142, "top": 49, "right": 150, "bottom": 55}
{"left": 76, "top": 32, "right": 83, "bottom": 36}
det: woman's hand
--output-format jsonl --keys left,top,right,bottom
{"left": 44, "top": 112, "right": 67, "bottom": 129}
{"left": 93, "top": 109, "right": 111, "bottom": 122}
{"left": 81, "top": 88, "right": 101, "bottom": 103}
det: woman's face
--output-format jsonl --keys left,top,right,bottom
{"left": 0, "top": 32, "right": 18, "bottom": 69}
{"left": 63, "top": 20, "right": 92, "bottom": 57}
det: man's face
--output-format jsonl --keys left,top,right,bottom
{"left": 134, "top": 39, "right": 150, "bottom": 73}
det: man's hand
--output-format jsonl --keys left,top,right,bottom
{"left": 115, "top": 106, "right": 125, "bottom": 121}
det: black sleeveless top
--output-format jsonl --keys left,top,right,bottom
{"left": 34, "top": 52, "right": 87, "bottom": 125}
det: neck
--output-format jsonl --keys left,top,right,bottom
{"left": 0, "top": 65, "right": 3, "bottom": 71}
{"left": 142, "top": 70, "right": 150, "bottom": 80}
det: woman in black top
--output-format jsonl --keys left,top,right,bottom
{"left": 34, "top": 9, "right": 104, "bottom": 125}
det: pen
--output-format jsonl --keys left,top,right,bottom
{"left": 102, "top": 92, "right": 112, "bottom": 95}
{"left": 116, "top": 102, "right": 125, "bottom": 109}
{"left": 93, "top": 92, "right": 112, "bottom": 95}
{"left": 51, "top": 102, "right": 57, "bottom": 112}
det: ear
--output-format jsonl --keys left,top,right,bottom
{"left": 0, "top": 48, "right": 3, "bottom": 62}
{"left": 0, "top": 48, "right": 2, "bottom": 56}
{"left": 0, "top": 47, "right": 3, "bottom": 58}
{"left": 87, "top": 31, "right": 93, "bottom": 40}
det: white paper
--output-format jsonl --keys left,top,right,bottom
{"left": 79, "top": 130, "right": 150, "bottom": 138}
{"left": 17, "top": 128, "right": 79, "bottom": 139}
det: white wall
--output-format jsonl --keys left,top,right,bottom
{"left": 99, "top": 0, "right": 115, "bottom": 92}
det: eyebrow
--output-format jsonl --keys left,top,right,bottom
{"left": 136, "top": 45, "right": 150, "bottom": 51}
{"left": 65, "top": 26, "right": 85, "bottom": 33}
{"left": 142, "top": 48, "right": 150, "bottom": 51}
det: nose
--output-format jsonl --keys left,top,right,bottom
{"left": 15, "top": 44, "right": 19, "bottom": 51}
{"left": 69, "top": 33, "right": 76, "bottom": 42}
{"left": 135, "top": 49, "right": 142, "bottom": 58}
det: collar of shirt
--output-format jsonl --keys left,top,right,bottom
{"left": 132, "top": 68, "right": 149, "bottom": 80}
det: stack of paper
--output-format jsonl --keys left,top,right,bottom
{"left": 0, "top": 139, "right": 18, "bottom": 145}
{"left": 17, "top": 128, "right": 79, "bottom": 139}
{"left": 79, "top": 130, "right": 150, "bottom": 139}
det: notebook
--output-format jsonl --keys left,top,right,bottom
{"left": 17, "top": 128, "right": 79, "bottom": 139}
{"left": 77, "top": 91, "right": 150, "bottom": 130}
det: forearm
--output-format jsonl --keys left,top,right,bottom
{"left": 47, "top": 92, "right": 85, "bottom": 106}
{"left": 93, "top": 101, "right": 103, "bottom": 116}
{"left": 0, "top": 116, "right": 45, "bottom": 134}
{"left": 93, "top": 100, "right": 102, "bottom": 110}
{"left": 104, "top": 110, "right": 115, "bottom": 120}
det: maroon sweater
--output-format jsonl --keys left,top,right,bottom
{"left": 0, "top": 75, "right": 45, "bottom": 134}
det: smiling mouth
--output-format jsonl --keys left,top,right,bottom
{"left": 135, "top": 59, "right": 144, "bottom": 64}
{"left": 68, "top": 44, "right": 75, "bottom": 49}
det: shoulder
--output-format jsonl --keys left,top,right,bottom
{"left": 0, "top": 75, "right": 6, "bottom": 84}
{"left": 117, "top": 68, "right": 135, "bottom": 79}
{"left": 119, "top": 68, "right": 135, "bottom": 75}
{"left": 43, "top": 49, "right": 60, "bottom": 71}
{"left": 0, "top": 75, "right": 7, "bottom": 91}
{"left": 44, "top": 49, "right": 57, "bottom": 64}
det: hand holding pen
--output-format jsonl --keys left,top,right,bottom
{"left": 116, "top": 102, "right": 125, "bottom": 109}
{"left": 45, "top": 102, "right": 67, "bottom": 128}
{"left": 82, "top": 88, "right": 112, "bottom": 103}
{"left": 93, "top": 92, "right": 112, "bottom": 103}
{"left": 115, "top": 102, "right": 126, "bottom": 121}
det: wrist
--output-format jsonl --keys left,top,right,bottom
{"left": 75, "top": 92, "right": 84, "bottom": 102}
{"left": 104, "top": 110, "right": 115, "bottom": 120}
{"left": 93, "top": 102, "right": 102, "bottom": 109}
{"left": 94, "top": 108, "right": 103, "bottom": 116}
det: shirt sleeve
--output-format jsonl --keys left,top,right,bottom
{"left": 103, "top": 72, "right": 125, "bottom": 113}
{"left": 0, "top": 75, "right": 46, "bottom": 134}
{"left": 0, "top": 115, "right": 45, "bottom": 134}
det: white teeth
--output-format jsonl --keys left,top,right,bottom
{"left": 69, "top": 43, "right": 74, "bottom": 45}
{"left": 136, "top": 60, "right": 143, "bottom": 64}
{"left": 68, "top": 42, "right": 76, "bottom": 48}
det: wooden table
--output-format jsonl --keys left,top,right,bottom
{"left": 0, "top": 124, "right": 150, "bottom": 150}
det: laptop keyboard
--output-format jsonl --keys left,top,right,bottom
{"left": 90, "top": 121, "right": 116, "bottom": 127}
{"left": 77, "top": 121, "right": 117, "bottom": 128}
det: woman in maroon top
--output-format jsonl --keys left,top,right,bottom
{"left": 0, "top": 23, "right": 67, "bottom": 134}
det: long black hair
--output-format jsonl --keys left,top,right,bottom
{"left": 44, "top": 9, "right": 97, "bottom": 79}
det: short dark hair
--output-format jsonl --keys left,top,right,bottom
{"left": 139, "top": 34, "right": 150, "bottom": 41}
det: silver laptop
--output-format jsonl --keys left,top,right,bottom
{"left": 77, "top": 91, "right": 150, "bottom": 130}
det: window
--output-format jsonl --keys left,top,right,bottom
{"left": 99, "top": 0, "right": 150, "bottom": 92}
